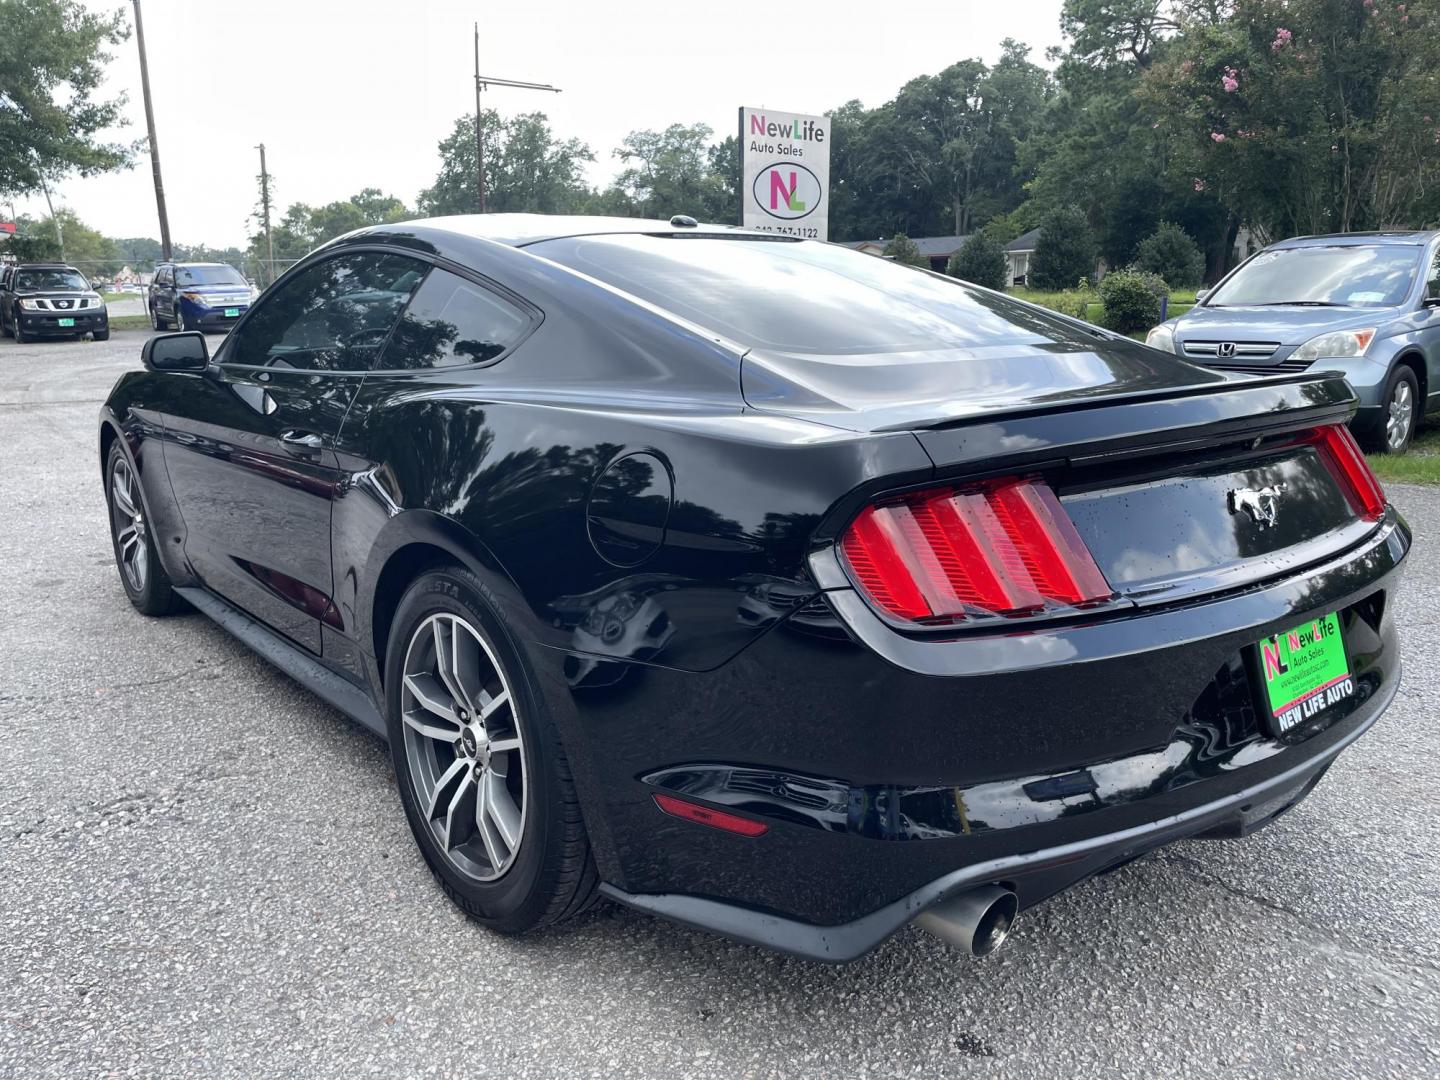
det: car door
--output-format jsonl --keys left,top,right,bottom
{"left": 151, "top": 266, "right": 171, "bottom": 320}
{"left": 1422, "top": 241, "right": 1440, "bottom": 418}
{"left": 159, "top": 249, "right": 427, "bottom": 652}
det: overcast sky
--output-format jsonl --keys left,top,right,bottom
{"left": 11, "top": 0, "right": 1066, "bottom": 248}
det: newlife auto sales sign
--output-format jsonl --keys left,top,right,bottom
{"left": 739, "top": 107, "right": 830, "bottom": 241}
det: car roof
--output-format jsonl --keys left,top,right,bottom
{"left": 1272, "top": 230, "right": 1439, "bottom": 249}
{"left": 373, "top": 213, "right": 751, "bottom": 248}
{"left": 12, "top": 262, "right": 77, "bottom": 269}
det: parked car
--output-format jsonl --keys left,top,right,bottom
{"left": 147, "top": 261, "right": 255, "bottom": 333}
{"left": 100, "top": 215, "right": 1408, "bottom": 962}
{"left": 1147, "top": 231, "right": 1440, "bottom": 453}
{"left": 1, "top": 262, "right": 109, "bottom": 342}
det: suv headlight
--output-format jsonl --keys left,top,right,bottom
{"left": 1292, "top": 328, "right": 1376, "bottom": 362}
{"left": 18, "top": 298, "right": 43, "bottom": 310}
{"left": 180, "top": 291, "right": 210, "bottom": 306}
{"left": 1144, "top": 324, "right": 1176, "bottom": 353}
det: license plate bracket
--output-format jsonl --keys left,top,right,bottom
{"left": 1252, "top": 612, "right": 1352, "bottom": 737}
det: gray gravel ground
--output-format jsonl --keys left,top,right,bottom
{"left": 2, "top": 330, "right": 1438, "bottom": 1079}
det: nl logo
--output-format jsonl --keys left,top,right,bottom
{"left": 753, "top": 163, "right": 822, "bottom": 221}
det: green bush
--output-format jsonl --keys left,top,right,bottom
{"left": 946, "top": 231, "right": 1008, "bottom": 290}
{"left": 1029, "top": 206, "right": 1098, "bottom": 290}
{"left": 883, "top": 232, "right": 927, "bottom": 268}
{"left": 1097, "top": 269, "right": 1169, "bottom": 333}
{"left": 1134, "top": 221, "right": 1205, "bottom": 289}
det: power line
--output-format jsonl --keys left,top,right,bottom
{"left": 473, "top": 22, "right": 561, "bottom": 213}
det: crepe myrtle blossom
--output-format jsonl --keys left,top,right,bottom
{"left": 1194, "top": 178, "right": 1207, "bottom": 192}
{"left": 1222, "top": 67, "right": 1240, "bottom": 92}
{"left": 1211, "top": 132, "right": 1228, "bottom": 143}
{"left": 1272, "top": 27, "right": 1293, "bottom": 48}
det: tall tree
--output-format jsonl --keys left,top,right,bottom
{"left": 601, "top": 122, "right": 730, "bottom": 220}
{"left": 0, "top": 0, "right": 135, "bottom": 198}
{"left": 419, "top": 110, "right": 593, "bottom": 216}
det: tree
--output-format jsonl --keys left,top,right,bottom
{"left": 33, "top": 209, "right": 122, "bottom": 275}
{"left": 948, "top": 231, "right": 1008, "bottom": 290}
{"left": 1029, "top": 206, "right": 1098, "bottom": 288}
{"left": 1134, "top": 221, "right": 1205, "bottom": 287}
{"left": 418, "top": 110, "right": 593, "bottom": 216}
{"left": 883, "top": 233, "right": 927, "bottom": 268}
{"left": 1144, "top": 0, "right": 1440, "bottom": 235}
{"left": 0, "top": 0, "right": 135, "bottom": 198}
{"left": 601, "top": 122, "right": 730, "bottom": 220}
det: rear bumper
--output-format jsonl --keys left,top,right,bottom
{"left": 545, "top": 512, "right": 1407, "bottom": 951}
{"left": 602, "top": 677, "right": 1388, "bottom": 962}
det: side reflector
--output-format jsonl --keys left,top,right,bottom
{"left": 1307, "top": 424, "right": 1386, "bottom": 520}
{"left": 653, "top": 793, "right": 769, "bottom": 837}
{"left": 839, "top": 476, "right": 1112, "bottom": 624}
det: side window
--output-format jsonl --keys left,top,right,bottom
{"left": 1427, "top": 245, "right": 1440, "bottom": 301}
{"left": 156, "top": 267, "right": 171, "bottom": 287}
{"left": 224, "top": 252, "right": 426, "bottom": 372}
{"left": 376, "top": 268, "right": 531, "bottom": 371}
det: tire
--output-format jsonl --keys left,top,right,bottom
{"left": 14, "top": 321, "right": 30, "bottom": 344}
{"left": 93, "top": 329, "right": 110, "bottom": 341}
{"left": 385, "top": 564, "right": 599, "bottom": 933}
{"left": 1364, "top": 365, "right": 1420, "bottom": 455}
{"left": 174, "top": 306, "right": 187, "bottom": 332}
{"left": 105, "top": 443, "right": 184, "bottom": 616}
{"left": 148, "top": 303, "right": 162, "bottom": 331}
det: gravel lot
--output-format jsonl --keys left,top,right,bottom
{"left": 2, "top": 330, "right": 1438, "bottom": 1079}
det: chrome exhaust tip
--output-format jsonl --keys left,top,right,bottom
{"left": 913, "top": 886, "right": 1019, "bottom": 957}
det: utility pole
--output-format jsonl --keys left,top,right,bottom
{"left": 132, "top": 0, "right": 172, "bottom": 260}
{"left": 473, "top": 22, "right": 562, "bottom": 213}
{"left": 35, "top": 167, "right": 63, "bottom": 261}
{"left": 255, "top": 143, "right": 274, "bottom": 286}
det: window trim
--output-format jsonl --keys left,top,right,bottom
{"left": 214, "top": 244, "right": 542, "bottom": 376}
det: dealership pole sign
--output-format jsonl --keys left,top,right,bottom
{"left": 739, "top": 107, "right": 830, "bottom": 241}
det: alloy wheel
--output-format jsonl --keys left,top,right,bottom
{"left": 400, "top": 613, "right": 527, "bottom": 882}
{"left": 109, "top": 457, "right": 148, "bottom": 593}
{"left": 175, "top": 306, "right": 186, "bottom": 332}
{"left": 1386, "top": 379, "right": 1414, "bottom": 451}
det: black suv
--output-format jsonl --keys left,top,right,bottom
{"left": 1, "top": 262, "right": 109, "bottom": 342}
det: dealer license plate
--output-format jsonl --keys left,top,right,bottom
{"left": 1254, "top": 612, "right": 1352, "bottom": 736}
{"left": 57, "top": 317, "right": 75, "bottom": 327}
{"left": 224, "top": 308, "right": 240, "bottom": 318}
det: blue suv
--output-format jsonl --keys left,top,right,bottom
{"left": 1147, "top": 231, "right": 1440, "bottom": 453}
{"left": 148, "top": 262, "right": 255, "bottom": 333}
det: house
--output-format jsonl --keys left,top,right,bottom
{"left": 1004, "top": 228, "right": 1041, "bottom": 286}
{"left": 841, "top": 235, "right": 971, "bottom": 273}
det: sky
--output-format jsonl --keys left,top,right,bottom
{"left": 12, "top": 0, "right": 1067, "bottom": 249}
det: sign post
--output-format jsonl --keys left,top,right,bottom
{"left": 738, "top": 107, "right": 830, "bottom": 241}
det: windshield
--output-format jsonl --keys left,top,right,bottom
{"left": 1207, "top": 245, "right": 1420, "bottom": 308}
{"left": 529, "top": 234, "right": 1103, "bottom": 354}
{"left": 15, "top": 269, "right": 88, "bottom": 291}
{"left": 176, "top": 265, "right": 246, "bottom": 287}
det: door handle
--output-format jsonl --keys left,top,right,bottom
{"left": 280, "top": 430, "right": 324, "bottom": 449}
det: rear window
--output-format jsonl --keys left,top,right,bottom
{"left": 528, "top": 234, "right": 1097, "bottom": 354}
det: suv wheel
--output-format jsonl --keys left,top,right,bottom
{"left": 1367, "top": 365, "right": 1420, "bottom": 455}
{"left": 385, "top": 565, "right": 599, "bottom": 933}
{"left": 148, "top": 303, "right": 163, "bottom": 331}
{"left": 174, "top": 306, "right": 187, "bottom": 332}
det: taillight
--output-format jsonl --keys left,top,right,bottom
{"left": 839, "top": 476, "right": 1113, "bottom": 625}
{"left": 1304, "top": 424, "right": 1386, "bottom": 520}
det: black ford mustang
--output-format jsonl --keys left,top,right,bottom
{"left": 99, "top": 215, "right": 1408, "bottom": 961}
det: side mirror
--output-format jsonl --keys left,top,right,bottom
{"left": 1422, "top": 295, "right": 1440, "bottom": 309}
{"left": 1194, "top": 289, "right": 1210, "bottom": 304}
{"left": 142, "top": 331, "right": 210, "bottom": 372}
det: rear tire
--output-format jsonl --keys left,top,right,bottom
{"left": 1363, "top": 365, "right": 1419, "bottom": 455}
{"left": 105, "top": 443, "right": 184, "bottom": 615}
{"left": 385, "top": 564, "right": 599, "bottom": 933}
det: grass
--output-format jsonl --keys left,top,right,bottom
{"left": 109, "top": 315, "right": 151, "bottom": 330}
{"left": 101, "top": 291, "right": 131, "bottom": 303}
{"left": 1010, "top": 286, "right": 1197, "bottom": 328}
{"left": 1368, "top": 420, "right": 1440, "bottom": 486}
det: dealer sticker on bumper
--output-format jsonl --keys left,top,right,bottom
{"left": 1256, "top": 612, "right": 1352, "bottom": 735}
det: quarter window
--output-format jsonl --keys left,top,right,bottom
{"left": 224, "top": 252, "right": 426, "bottom": 371}
{"left": 376, "top": 269, "right": 531, "bottom": 370}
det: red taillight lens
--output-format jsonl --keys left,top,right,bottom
{"left": 1305, "top": 424, "right": 1386, "bottom": 520}
{"left": 839, "top": 476, "right": 1112, "bottom": 624}
{"left": 653, "top": 793, "right": 769, "bottom": 836}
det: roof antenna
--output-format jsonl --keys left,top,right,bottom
{"left": 670, "top": 215, "right": 699, "bottom": 228}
